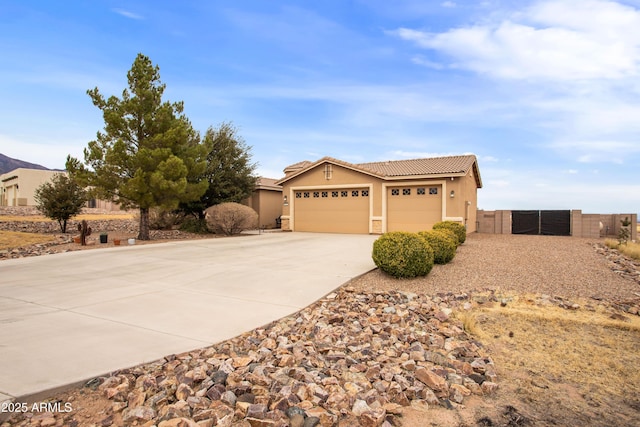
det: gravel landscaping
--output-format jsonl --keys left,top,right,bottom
{"left": 350, "top": 233, "right": 640, "bottom": 305}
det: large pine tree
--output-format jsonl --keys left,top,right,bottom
{"left": 67, "top": 53, "right": 208, "bottom": 240}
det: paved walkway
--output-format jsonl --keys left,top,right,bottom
{"left": 0, "top": 232, "right": 377, "bottom": 404}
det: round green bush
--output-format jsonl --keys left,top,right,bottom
{"left": 372, "top": 231, "right": 434, "bottom": 278}
{"left": 433, "top": 221, "right": 467, "bottom": 246}
{"left": 418, "top": 230, "right": 456, "bottom": 264}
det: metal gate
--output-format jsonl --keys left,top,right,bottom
{"left": 512, "top": 210, "right": 571, "bottom": 236}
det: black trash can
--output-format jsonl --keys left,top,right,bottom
{"left": 100, "top": 234, "right": 108, "bottom": 244}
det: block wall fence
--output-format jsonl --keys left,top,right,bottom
{"left": 476, "top": 210, "right": 637, "bottom": 241}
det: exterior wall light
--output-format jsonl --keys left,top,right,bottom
{"left": 450, "top": 190, "right": 455, "bottom": 198}
{"left": 283, "top": 195, "right": 288, "bottom": 206}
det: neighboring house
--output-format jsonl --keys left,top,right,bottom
{"left": 275, "top": 155, "right": 482, "bottom": 234}
{"left": 242, "top": 177, "right": 283, "bottom": 229}
{"left": 0, "top": 167, "right": 122, "bottom": 211}
{"left": 0, "top": 168, "right": 64, "bottom": 207}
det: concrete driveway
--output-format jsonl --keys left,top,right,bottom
{"left": 0, "top": 232, "right": 377, "bottom": 404}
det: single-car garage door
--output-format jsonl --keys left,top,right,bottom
{"left": 293, "top": 188, "right": 369, "bottom": 233}
{"left": 387, "top": 185, "right": 442, "bottom": 232}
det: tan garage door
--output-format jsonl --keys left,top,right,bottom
{"left": 293, "top": 188, "right": 369, "bottom": 233}
{"left": 387, "top": 185, "right": 442, "bottom": 232}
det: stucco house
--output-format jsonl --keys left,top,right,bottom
{"left": 275, "top": 154, "right": 482, "bottom": 234}
{"left": 0, "top": 168, "right": 121, "bottom": 211}
{"left": 0, "top": 168, "right": 64, "bottom": 207}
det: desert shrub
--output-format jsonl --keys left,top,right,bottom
{"left": 372, "top": 231, "right": 434, "bottom": 278}
{"left": 179, "top": 217, "right": 210, "bottom": 234}
{"left": 618, "top": 217, "right": 632, "bottom": 245}
{"left": 205, "top": 202, "right": 258, "bottom": 235}
{"left": 433, "top": 220, "right": 467, "bottom": 246}
{"left": 418, "top": 230, "right": 456, "bottom": 264}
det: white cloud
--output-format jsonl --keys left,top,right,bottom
{"left": 112, "top": 9, "right": 144, "bottom": 20}
{"left": 441, "top": 1, "right": 456, "bottom": 8}
{"left": 410, "top": 55, "right": 445, "bottom": 69}
{"left": 393, "top": 0, "right": 640, "bottom": 81}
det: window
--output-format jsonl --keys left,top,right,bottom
{"left": 303, "top": 192, "right": 310, "bottom": 198}
{"left": 361, "top": 190, "right": 369, "bottom": 197}
{"left": 352, "top": 190, "right": 359, "bottom": 197}
{"left": 403, "top": 188, "right": 411, "bottom": 196}
{"left": 417, "top": 188, "right": 425, "bottom": 195}
{"left": 341, "top": 191, "right": 348, "bottom": 197}
{"left": 313, "top": 191, "right": 320, "bottom": 198}
{"left": 295, "top": 192, "right": 302, "bottom": 198}
{"left": 391, "top": 189, "right": 399, "bottom": 196}
{"left": 321, "top": 191, "right": 328, "bottom": 198}
{"left": 429, "top": 187, "right": 438, "bottom": 195}
{"left": 332, "top": 191, "right": 338, "bottom": 197}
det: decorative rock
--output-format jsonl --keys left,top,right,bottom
{"left": 352, "top": 399, "right": 371, "bottom": 416}
{"left": 481, "top": 381, "right": 499, "bottom": 394}
{"left": 304, "top": 407, "right": 337, "bottom": 426}
{"left": 4, "top": 287, "right": 504, "bottom": 427}
{"left": 245, "top": 417, "right": 276, "bottom": 427}
{"left": 176, "top": 383, "right": 194, "bottom": 401}
{"left": 302, "top": 417, "right": 320, "bottom": 427}
{"left": 158, "top": 418, "right": 199, "bottom": 427}
{"left": 359, "top": 407, "right": 386, "bottom": 427}
{"left": 415, "top": 367, "right": 448, "bottom": 394}
{"left": 288, "top": 413, "right": 305, "bottom": 427}
{"left": 122, "top": 405, "right": 156, "bottom": 423}
{"left": 210, "top": 401, "right": 234, "bottom": 427}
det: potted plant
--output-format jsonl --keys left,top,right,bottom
{"left": 113, "top": 238, "right": 121, "bottom": 246}
{"left": 100, "top": 233, "right": 108, "bottom": 244}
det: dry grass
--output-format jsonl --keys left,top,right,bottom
{"left": 0, "top": 230, "right": 56, "bottom": 250}
{"left": 604, "top": 238, "right": 640, "bottom": 260}
{"left": 0, "top": 213, "right": 134, "bottom": 222}
{"left": 455, "top": 295, "right": 640, "bottom": 423}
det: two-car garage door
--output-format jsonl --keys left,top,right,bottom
{"left": 293, "top": 188, "right": 370, "bottom": 233}
{"left": 292, "top": 184, "right": 444, "bottom": 234}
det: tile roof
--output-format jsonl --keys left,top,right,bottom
{"left": 283, "top": 160, "right": 312, "bottom": 173}
{"left": 255, "top": 177, "right": 282, "bottom": 190}
{"left": 278, "top": 154, "right": 481, "bottom": 187}
{"left": 356, "top": 155, "right": 477, "bottom": 177}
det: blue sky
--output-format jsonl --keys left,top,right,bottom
{"left": 1, "top": 0, "right": 639, "bottom": 213}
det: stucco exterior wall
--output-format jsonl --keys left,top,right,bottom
{"left": 244, "top": 189, "right": 283, "bottom": 229}
{"left": 442, "top": 169, "right": 479, "bottom": 232}
{"left": 0, "top": 169, "right": 65, "bottom": 207}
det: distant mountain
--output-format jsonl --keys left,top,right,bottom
{"left": 0, "top": 153, "right": 50, "bottom": 175}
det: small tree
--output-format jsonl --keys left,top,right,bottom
{"left": 618, "top": 217, "right": 631, "bottom": 245}
{"left": 34, "top": 174, "right": 86, "bottom": 233}
{"left": 179, "top": 122, "right": 258, "bottom": 224}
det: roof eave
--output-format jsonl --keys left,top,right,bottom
{"left": 275, "top": 156, "right": 384, "bottom": 184}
